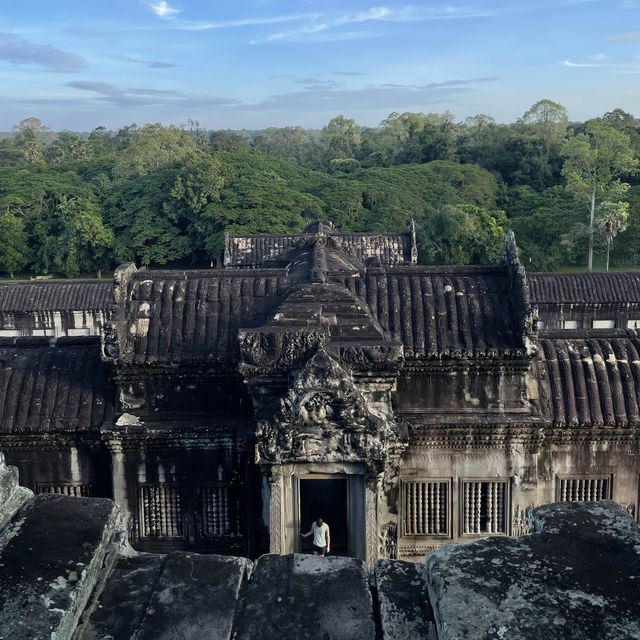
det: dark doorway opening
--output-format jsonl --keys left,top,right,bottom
{"left": 300, "top": 478, "right": 348, "bottom": 556}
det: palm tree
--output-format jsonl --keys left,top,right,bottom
{"left": 598, "top": 201, "right": 629, "bottom": 272}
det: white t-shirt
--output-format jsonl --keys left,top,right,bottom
{"left": 312, "top": 522, "right": 330, "bottom": 547}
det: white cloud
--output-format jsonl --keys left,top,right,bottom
{"left": 149, "top": 1, "right": 181, "bottom": 19}
{"left": 563, "top": 58, "right": 640, "bottom": 71}
{"left": 174, "top": 14, "right": 314, "bottom": 31}
{"left": 250, "top": 4, "right": 493, "bottom": 45}
{"left": 562, "top": 59, "right": 606, "bottom": 67}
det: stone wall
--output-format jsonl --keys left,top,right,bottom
{"left": 1, "top": 457, "right": 639, "bottom": 640}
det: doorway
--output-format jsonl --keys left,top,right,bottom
{"left": 299, "top": 478, "right": 348, "bottom": 556}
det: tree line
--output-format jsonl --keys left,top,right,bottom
{"left": 0, "top": 99, "right": 638, "bottom": 278}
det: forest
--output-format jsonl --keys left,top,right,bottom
{"left": 0, "top": 99, "right": 638, "bottom": 278}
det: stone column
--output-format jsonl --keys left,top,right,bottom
{"left": 365, "top": 474, "right": 380, "bottom": 565}
{"left": 268, "top": 466, "right": 284, "bottom": 554}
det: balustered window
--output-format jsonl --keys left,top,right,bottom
{"left": 557, "top": 477, "right": 611, "bottom": 502}
{"left": 36, "top": 483, "right": 91, "bottom": 497}
{"left": 461, "top": 480, "right": 509, "bottom": 535}
{"left": 402, "top": 480, "right": 450, "bottom": 537}
{"left": 196, "top": 484, "right": 242, "bottom": 538}
{"left": 139, "top": 484, "right": 184, "bottom": 538}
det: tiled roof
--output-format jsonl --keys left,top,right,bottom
{"left": 0, "top": 337, "right": 114, "bottom": 433}
{"left": 528, "top": 273, "right": 640, "bottom": 305}
{"left": 0, "top": 281, "right": 112, "bottom": 312}
{"left": 536, "top": 336, "right": 640, "bottom": 427}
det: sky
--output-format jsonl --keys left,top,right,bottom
{"left": 0, "top": 0, "right": 639, "bottom": 131}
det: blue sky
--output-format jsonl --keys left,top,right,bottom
{"left": 1, "top": 0, "right": 639, "bottom": 130}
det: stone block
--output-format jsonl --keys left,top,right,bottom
{"left": 75, "top": 554, "right": 165, "bottom": 640}
{"left": 133, "top": 552, "right": 251, "bottom": 640}
{"left": 0, "top": 452, "right": 32, "bottom": 531}
{"left": 233, "top": 553, "right": 376, "bottom": 640}
{"left": 426, "top": 501, "right": 640, "bottom": 640}
{"left": 375, "top": 559, "right": 437, "bottom": 640}
{"left": 0, "top": 494, "right": 120, "bottom": 640}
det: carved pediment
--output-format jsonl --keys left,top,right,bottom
{"left": 239, "top": 330, "right": 327, "bottom": 376}
{"left": 255, "top": 348, "right": 402, "bottom": 466}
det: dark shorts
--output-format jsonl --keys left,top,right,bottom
{"left": 312, "top": 544, "right": 327, "bottom": 555}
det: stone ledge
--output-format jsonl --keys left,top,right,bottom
{"left": 0, "top": 494, "right": 122, "bottom": 640}
{"left": 426, "top": 501, "right": 640, "bottom": 640}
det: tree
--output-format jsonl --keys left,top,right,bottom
{"left": 598, "top": 200, "right": 629, "bottom": 271}
{"left": 254, "top": 127, "right": 311, "bottom": 164}
{"left": 372, "top": 112, "right": 457, "bottom": 166}
{"left": 0, "top": 212, "right": 28, "bottom": 277}
{"left": 113, "top": 124, "right": 200, "bottom": 178}
{"left": 418, "top": 204, "right": 506, "bottom": 264}
{"left": 562, "top": 121, "right": 638, "bottom": 271}
{"left": 319, "top": 116, "right": 362, "bottom": 165}
{"left": 12, "top": 117, "right": 51, "bottom": 164}
{"left": 520, "top": 99, "right": 569, "bottom": 143}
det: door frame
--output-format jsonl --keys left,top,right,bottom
{"left": 293, "top": 471, "right": 366, "bottom": 559}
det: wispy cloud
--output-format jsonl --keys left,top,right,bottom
{"left": 67, "top": 80, "right": 239, "bottom": 108}
{"left": 239, "top": 77, "right": 498, "bottom": 112}
{"left": 0, "top": 32, "right": 87, "bottom": 72}
{"left": 606, "top": 31, "right": 640, "bottom": 41}
{"left": 116, "top": 54, "right": 177, "bottom": 69}
{"left": 250, "top": 5, "right": 493, "bottom": 44}
{"left": 563, "top": 58, "right": 640, "bottom": 71}
{"left": 168, "top": 14, "right": 315, "bottom": 31}
{"left": 148, "top": 1, "right": 181, "bottom": 19}
{"left": 563, "top": 59, "right": 606, "bottom": 67}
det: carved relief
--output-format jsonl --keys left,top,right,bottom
{"left": 239, "top": 330, "right": 326, "bottom": 376}
{"left": 268, "top": 468, "right": 283, "bottom": 554}
{"left": 512, "top": 504, "right": 533, "bottom": 537}
{"left": 254, "top": 348, "right": 402, "bottom": 467}
{"left": 380, "top": 522, "right": 398, "bottom": 559}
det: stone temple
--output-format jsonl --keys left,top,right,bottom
{"left": 0, "top": 220, "right": 639, "bottom": 564}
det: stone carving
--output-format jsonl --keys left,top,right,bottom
{"left": 511, "top": 504, "right": 533, "bottom": 537}
{"left": 620, "top": 503, "right": 636, "bottom": 519}
{"left": 268, "top": 468, "right": 283, "bottom": 554}
{"left": 380, "top": 522, "right": 398, "bottom": 560}
{"left": 101, "top": 321, "right": 120, "bottom": 361}
{"left": 239, "top": 330, "right": 326, "bottom": 376}
{"left": 255, "top": 348, "right": 399, "bottom": 467}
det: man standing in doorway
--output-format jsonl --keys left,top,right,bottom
{"left": 301, "top": 517, "right": 330, "bottom": 556}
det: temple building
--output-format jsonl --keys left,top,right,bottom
{"left": 1, "top": 221, "right": 639, "bottom": 563}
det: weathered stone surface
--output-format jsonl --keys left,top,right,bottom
{"left": 75, "top": 554, "right": 166, "bottom": 640}
{"left": 0, "top": 494, "right": 120, "bottom": 640}
{"left": 79, "top": 552, "right": 251, "bottom": 640}
{"left": 233, "top": 553, "right": 376, "bottom": 640}
{"left": 135, "top": 552, "right": 251, "bottom": 640}
{"left": 0, "top": 452, "right": 32, "bottom": 530}
{"left": 375, "top": 559, "right": 436, "bottom": 640}
{"left": 426, "top": 501, "right": 640, "bottom": 640}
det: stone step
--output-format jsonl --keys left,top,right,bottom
{"left": 375, "top": 559, "right": 437, "bottom": 640}
{"left": 77, "top": 552, "right": 251, "bottom": 640}
{"left": 0, "top": 452, "right": 33, "bottom": 531}
{"left": 0, "top": 494, "right": 123, "bottom": 640}
{"left": 232, "top": 553, "right": 376, "bottom": 640}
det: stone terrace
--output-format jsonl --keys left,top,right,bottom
{"left": 1, "top": 455, "right": 638, "bottom": 640}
